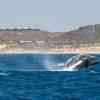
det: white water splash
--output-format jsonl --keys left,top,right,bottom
{"left": 42, "top": 55, "right": 84, "bottom": 72}
{"left": 43, "top": 57, "right": 77, "bottom": 71}
{"left": 42, "top": 55, "right": 65, "bottom": 71}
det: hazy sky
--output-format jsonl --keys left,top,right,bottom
{"left": 0, "top": 0, "right": 99, "bottom": 31}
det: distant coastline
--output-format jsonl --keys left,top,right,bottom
{"left": 0, "top": 24, "right": 100, "bottom": 54}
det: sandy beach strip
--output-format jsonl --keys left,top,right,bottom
{"left": 0, "top": 47, "right": 100, "bottom": 54}
{"left": 0, "top": 50, "right": 100, "bottom": 54}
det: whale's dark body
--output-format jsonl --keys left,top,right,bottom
{"left": 64, "top": 54, "right": 100, "bottom": 71}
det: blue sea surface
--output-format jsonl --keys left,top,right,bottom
{"left": 0, "top": 54, "right": 100, "bottom": 100}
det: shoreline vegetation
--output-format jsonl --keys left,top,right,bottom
{"left": 0, "top": 24, "right": 100, "bottom": 54}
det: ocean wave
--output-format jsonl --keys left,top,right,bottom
{"left": 0, "top": 72, "right": 10, "bottom": 76}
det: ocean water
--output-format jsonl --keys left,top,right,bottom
{"left": 0, "top": 54, "right": 100, "bottom": 100}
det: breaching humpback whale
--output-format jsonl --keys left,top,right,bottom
{"left": 64, "top": 54, "right": 100, "bottom": 71}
